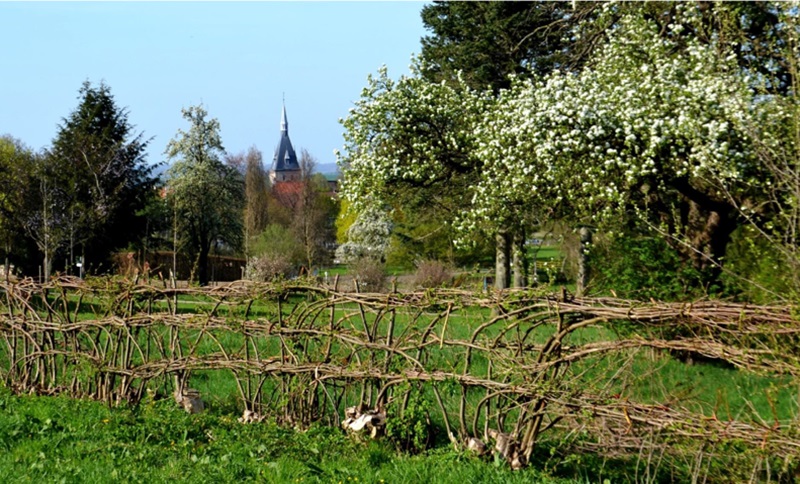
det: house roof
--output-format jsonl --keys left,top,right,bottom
{"left": 272, "top": 180, "right": 303, "bottom": 196}
{"left": 272, "top": 104, "right": 300, "bottom": 172}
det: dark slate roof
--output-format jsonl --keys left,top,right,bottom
{"left": 272, "top": 105, "right": 300, "bottom": 172}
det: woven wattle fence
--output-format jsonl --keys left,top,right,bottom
{"left": 1, "top": 276, "right": 799, "bottom": 474}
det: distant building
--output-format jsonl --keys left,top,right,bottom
{"left": 269, "top": 104, "right": 302, "bottom": 184}
{"left": 268, "top": 103, "right": 338, "bottom": 198}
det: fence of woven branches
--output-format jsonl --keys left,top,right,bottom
{"left": 1, "top": 276, "right": 799, "bottom": 477}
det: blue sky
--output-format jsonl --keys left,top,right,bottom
{"left": 0, "top": 1, "right": 428, "bottom": 171}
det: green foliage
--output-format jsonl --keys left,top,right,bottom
{"left": 248, "top": 222, "right": 327, "bottom": 280}
{"left": 590, "top": 235, "right": 705, "bottom": 301}
{"left": 420, "top": 2, "right": 582, "bottom": 91}
{"left": 249, "top": 224, "right": 303, "bottom": 263}
{"left": 385, "top": 203, "right": 494, "bottom": 269}
{"left": 133, "top": 188, "right": 172, "bottom": 256}
{"left": 385, "top": 384, "right": 431, "bottom": 454}
{"left": 335, "top": 198, "right": 356, "bottom": 244}
{"left": 720, "top": 225, "right": 796, "bottom": 303}
{"left": 0, "top": 136, "right": 37, "bottom": 275}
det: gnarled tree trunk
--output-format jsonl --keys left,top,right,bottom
{"left": 496, "top": 230, "right": 511, "bottom": 290}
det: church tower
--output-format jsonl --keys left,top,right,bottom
{"left": 269, "top": 104, "right": 301, "bottom": 184}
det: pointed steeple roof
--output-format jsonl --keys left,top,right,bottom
{"left": 272, "top": 103, "right": 299, "bottom": 172}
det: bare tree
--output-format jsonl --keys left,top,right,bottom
{"left": 292, "top": 150, "right": 335, "bottom": 271}
{"left": 243, "top": 147, "right": 270, "bottom": 254}
{"left": 22, "top": 153, "right": 69, "bottom": 280}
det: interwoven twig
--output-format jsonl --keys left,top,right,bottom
{"left": 1, "top": 277, "right": 798, "bottom": 473}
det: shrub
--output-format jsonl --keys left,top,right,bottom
{"left": 249, "top": 224, "right": 303, "bottom": 264}
{"left": 590, "top": 235, "right": 704, "bottom": 301}
{"left": 245, "top": 253, "right": 294, "bottom": 282}
{"left": 112, "top": 251, "right": 139, "bottom": 277}
{"left": 350, "top": 257, "right": 386, "bottom": 292}
{"left": 385, "top": 383, "right": 432, "bottom": 454}
{"left": 720, "top": 225, "right": 796, "bottom": 303}
{"left": 413, "top": 259, "right": 453, "bottom": 288}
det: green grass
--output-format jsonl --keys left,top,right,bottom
{"left": 531, "top": 246, "right": 563, "bottom": 262}
{"left": 319, "top": 264, "right": 414, "bottom": 277}
{"left": 0, "top": 386, "right": 574, "bottom": 484}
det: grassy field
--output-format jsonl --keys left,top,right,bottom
{"left": 0, "top": 386, "right": 577, "bottom": 484}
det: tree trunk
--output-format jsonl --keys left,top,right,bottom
{"left": 512, "top": 230, "right": 527, "bottom": 288}
{"left": 198, "top": 246, "right": 210, "bottom": 286}
{"left": 495, "top": 230, "right": 511, "bottom": 290}
{"left": 685, "top": 201, "right": 736, "bottom": 286}
{"left": 576, "top": 226, "right": 592, "bottom": 297}
{"left": 4, "top": 239, "right": 9, "bottom": 283}
{"left": 43, "top": 251, "right": 52, "bottom": 281}
{"left": 673, "top": 178, "right": 738, "bottom": 288}
{"left": 172, "top": 206, "right": 178, "bottom": 281}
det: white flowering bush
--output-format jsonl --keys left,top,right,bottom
{"left": 245, "top": 253, "right": 293, "bottom": 282}
{"left": 334, "top": 206, "right": 393, "bottom": 264}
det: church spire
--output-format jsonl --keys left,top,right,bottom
{"left": 271, "top": 100, "right": 300, "bottom": 183}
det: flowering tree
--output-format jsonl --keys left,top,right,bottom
{"left": 341, "top": 2, "right": 797, "bottom": 292}
{"left": 338, "top": 66, "right": 487, "bottom": 213}
{"left": 166, "top": 105, "right": 243, "bottom": 286}
{"left": 475, "top": 5, "right": 782, "bottom": 286}
{"left": 336, "top": 66, "right": 527, "bottom": 284}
